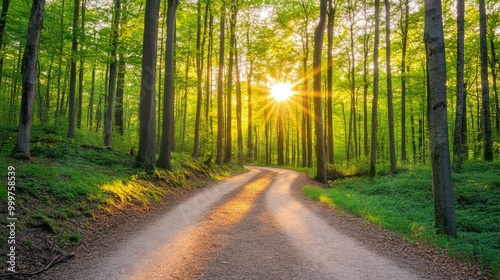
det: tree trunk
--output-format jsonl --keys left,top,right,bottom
{"left": 54, "top": 0, "right": 65, "bottom": 119}
{"left": 137, "top": 0, "right": 159, "bottom": 169}
{"left": 114, "top": 53, "right": 126, "bottom": 136}
{"left": 0, "top": 0, "right": 11, "bottom": 88}
{"left": 313, "top": 0, "right": 327, "bottom": 183}
{"left": 192, "top": 0, "right": 204, "bottom": 159}
{"left": 491, "top": 39, "right": 500, "bottom": 132}
{"left": 88, "top": 66, "right": 95, "bottom": 128}
{"left": 104, "top": 0, "right": 121, "bottom": 147}
{"left": 67, "top": 0, "right": 79, "bottom": 139}
{"left": 225, "top": 0, "right": 237, "bottom": 164}
{"left": 400, "top": 0, "right": 409, "bottom": 163}
{"left": 385, "top": 0, "right": 397, "bottom": 175}
{"left": 215, "top": 4, "right": 225, "bottom": 165}
{"left": 247, "top": 59, "right": 254, "bottom": 162}
{"left": 76, "top": 0, "right": 86, "bottom": 129}
{"left": 326, "top": 0, "right": 336, "bottom": 164}
{"left": 479, "top": 0, "right": 493, "bottom": 161}
{"left": 453, "top": 0, "right": 466, "bottom": 170}
{"left": 12, "top": 0, "right": 45, "bottom": 159}
{"left": 157, "top": 0, "right": 178, "bottom": 169}
{"left": 362, "top": 1, "right": 370, "bottom": 158}
{"left": 424, "top": 0, "right": 457, "bottom": 237}
{"left": 278, "top": 102, "right": 284, "bottom": 166}
{"left": 369, "top": 0, "right": 380, "bottom": 178}
{"left": 181, "top": 55, "right": 190, "bottom": 152}
{"left": 235, "top": 44, "right": 244, "bottom": 167}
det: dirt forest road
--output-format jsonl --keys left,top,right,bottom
{"left": 40, "top": 167, "right": 475, "bottom": 280}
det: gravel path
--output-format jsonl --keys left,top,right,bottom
{"left": 39, "top": 166, "right": 480, "bottom": 279}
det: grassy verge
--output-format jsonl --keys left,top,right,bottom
{"left": 0, "top": 126, "right": 242, "bottom": 273}
{"left": 303, "top": 162, "right": 500, "bottom": 279}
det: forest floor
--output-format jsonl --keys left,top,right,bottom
{"left": 0, "top": 127, "right": 242, "bottom": 278}
{"left": 36, "top": 167, "right": 485, "bottom": 279}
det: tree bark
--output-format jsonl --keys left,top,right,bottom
{"left": 385, "top": 0, "right": 397, "bottom": 175}
{"left": 453, "top": 0, "right": 466, "bottom": 170}
{"left": 278, "top": 102, "right": 284, "bottom": 166}
{"left": 313, "top": 0, "right": 327, "bottom": 183}
{"left": 0, "top": 0, "right": 11, "bottom": 88}
{"left": 192, "top": 0, "right": 204, "bottom": 159}
{"left": 76, "top": 0, "right": 86, "bottom": 129}
{"left": 215, "top": 4, "right": 225, "bottom": 165}
{"left": 67, "top": 0, "right": 79, "bottom": 138}
{"left": 225, "top": 0, "right": 238, "bottom": 164}
{"left": 369, "top": 0, "right": 380, "bottom": 178}
{"left": 400, "top": 0, "right": 409, "bottom": 163}
{"left": 491, "top": 38, "right": 500, "bottom": 132}
{"left": 424, "top": 0, "right": 457, "bottom": 237}
{"left": 157, "top": 0, "right": 178, "bottom": 169}
{"left": 235, "top": 44, "right": 244, "bottom": 167}
{"left": 104, "top": 0, "right": 121, "bottom": 147}
{"left": 479, "top": 0, "right": 493, "bottom": 161}
{"left": 326, "top": 0, "right": 336, "bottom": 164}
{"left": 137, "top": 0, "right": 159, "bottom": 169}
{"left": 12, "top": 0, "right": 45, "bottom": 159}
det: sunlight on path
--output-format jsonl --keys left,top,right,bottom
{"left": 260, "top": 167, "right": 422, "bottom": 280}
{"left": 83, "top": 169, "right": 263, "bottom": 280}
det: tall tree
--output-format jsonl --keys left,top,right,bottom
{"left": 76, "top": 0, "right": 86, "bottom": 129}
{"left": 313, "top": 0, "right": 327, "bottom": 183}
{"left": 491, "top": 38, "right": 500, "bottom": 132}
{"left": 399, "top": 0, "right": 409, "bottom": 163}
{"left": 137, "top": 0, "right": 160, "bottom": 169}
{"left": 453, "top": 0, "right": 467, "bottom": 170}
{"left": 479, "top": 0, "right": 493, "bottom": 161}
{"left": 369, "top": 0, "right": 380, "bottom": 178}
{"left": 104, "top": 0, "right": 121, "bottom": 147}
{"left": 278, "top": 101, "right": 285, "bottom": 166}
{"left": 385, "top": 0, "right": 397, "bottom": 175}
{"left": 235, "top": 43, "right": 244, "bottom": 167}
{"left": 326, "top": 0, "right": 336, "bottom": 164}
{"left": 158, "top": 0, "right": 178, "bottom": 169}
{"left": 192, "top": 0, "right": 204, "bottom": 159}
{"left": 0, "top": 0, "right": 11, "bottom": 87}
{"left": 225, "top": 0, "right": 238, "bottom": 164}
{"left": 216, "top": 3, "right": 225, "bottom": 165}
{"left": 12, "top": 0, "right": 45, "bottom": 159}
{"left": 114, "top": 0, "right": 128, "bottom": 137}
{"left": 67, "top": 0, "right": 80, "bottom": 138}
{"left": 424, "top": 0, "right": 457, "bottom": 237}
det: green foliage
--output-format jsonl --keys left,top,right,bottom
{"left": 304, "top": 162, "right": 500, "bottom": 278}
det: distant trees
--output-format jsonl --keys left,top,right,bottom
{"left": 4, "top": 0, "right": 499, "bottom": 179}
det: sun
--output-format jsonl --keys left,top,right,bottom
{"left": 270, "top": 82, "right": 294, "bottom": 101}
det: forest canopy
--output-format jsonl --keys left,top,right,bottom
{"left": 1, "top": 0, "right": 499, "bottom": 170}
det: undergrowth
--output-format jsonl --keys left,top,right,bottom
{"left": 304, "top": 162, "right": 500, "bottom": 278}
{"left": 0, "top": 125, "right": 240, "bottom": 272}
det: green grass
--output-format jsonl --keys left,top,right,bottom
{"left": 304, "top": 162, "right": 500, "bottom": 278}
{"left": 0, "top": 125, "right": 239, "bottom": 271}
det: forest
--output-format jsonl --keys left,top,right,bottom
{"left": 1, "top": 0, "right": 500, "bottom": 277}
{"left": 2, "top": 0, "right": 499, "bottom": 170}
